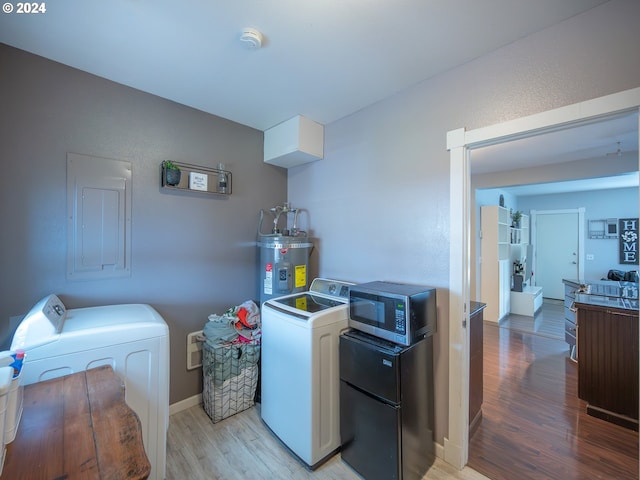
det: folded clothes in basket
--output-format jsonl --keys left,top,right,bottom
{"left": 202, "top": 300, "right": 261, "bottom": 388}
{"left": 203, "top": 300, "right": 261, "bottom": 348}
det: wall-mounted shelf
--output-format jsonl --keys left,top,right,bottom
{"left": 588, "top": 218, "right": 617, "bottom": 239}
{"left": 161, "top": 160, "right": 232, "bottom": 195}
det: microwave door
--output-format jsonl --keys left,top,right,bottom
{"left": 351, "top": 297, "right": 379, "bottom": 326}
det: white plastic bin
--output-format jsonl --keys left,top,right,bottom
{"left": 0, "top": 366, "right": 14, "bottom": 475}
{"left": 4, "top": 370, "right": 22, "bottom": 444}
{"left": 0, "top": 351, "right": 24, "bottom": 444}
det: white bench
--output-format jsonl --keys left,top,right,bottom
{"left": 510, "top": 286, "right": 543, "bottom": 316}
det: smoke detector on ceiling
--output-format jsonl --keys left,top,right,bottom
{"left": 240, "top": 28, "right": 263, "bottom": 49}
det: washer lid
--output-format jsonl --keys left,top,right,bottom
{"left": 270, "top": 292, "right": 345, "bottom": 315}
{"left": 11, "top": 302, "right": 168, "bottom": 358}
{"left": 11, "top": 294, "right": 67, "bottom": 351}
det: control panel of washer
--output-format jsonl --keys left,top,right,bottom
{"left": 309, "top": 278, "right": 354, "bottom": 299}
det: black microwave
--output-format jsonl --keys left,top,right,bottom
{"left": 348, "top": 281, "right": 437, "bottom": 346}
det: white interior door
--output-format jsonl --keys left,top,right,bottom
{"left": 533, "top": 210, "right": 580, "bottom": 300}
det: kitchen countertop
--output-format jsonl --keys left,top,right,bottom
{"left": 575, "top": 293, "right": 638, "bottom": 311}
{"left": 470, "top": 301, "right": 487, "bottom": 316}
{"left": 564, "top": 278, "right": 638, "bottom": 291}
{"left": 568, "top": 278, "right": 639, "bottom": 312}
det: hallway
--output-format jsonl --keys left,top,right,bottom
{"left": 468, "top": 304, "right": 638, "bottom": 479}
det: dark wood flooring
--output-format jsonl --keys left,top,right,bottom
{"left": 468, "top": 303, "right": 639, "bottom": 480}
{"left": 497, "top": 299, "right": 565, "bottom": 340}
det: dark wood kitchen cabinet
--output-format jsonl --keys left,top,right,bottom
{"left": 576, "top": 302, "right": 638, "bottom": 430}
{"left": 469, "top": 302, "right": 486, "bottom": 435}
{"left": 562, "top": 279, "right": 579, "bottom": 356}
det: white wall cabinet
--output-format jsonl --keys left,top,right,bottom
{"left": 264, "top": 115, "right": 324, "bottom": 168}
{"left": 480, "top": 206, "right": 511, "bottom": 322}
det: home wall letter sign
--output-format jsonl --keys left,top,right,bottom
{"left": 619, "top": 218, "right": 639, "bottom": 265}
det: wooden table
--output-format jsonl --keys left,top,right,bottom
{"left": 1, "top": 365, "right": 150, "bottom": 479}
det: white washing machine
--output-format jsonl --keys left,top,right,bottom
{"left": 261, "top": 278, "right": 353, "bottom": 468}
{"left": 10, "top": 294, "right": 169, "bottom": 480}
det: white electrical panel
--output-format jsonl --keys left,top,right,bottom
{"left": 66, "top": 153, "right": 132, "bottom": 281}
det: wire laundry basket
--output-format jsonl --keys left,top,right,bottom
{"left": 202, "top": 341, "right": 260, "bottom": 423}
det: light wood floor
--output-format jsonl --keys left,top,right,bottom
{"left": 166, "top": 301, "right": 638, "bottom": 480}
{"left": 166, "top": 403, "right": 489, "bottom": 480}
{"left": 469, "top": 302, "right": 639, "bottom": 480}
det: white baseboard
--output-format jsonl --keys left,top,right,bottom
{"left": 443, "top": 436, "right": 464, "bottom": 469}
{"left": 434, "top": 441, "right": 444, "bottom": 459}
{"left": 169, "top": 394, "right": 202, "bottom": 416}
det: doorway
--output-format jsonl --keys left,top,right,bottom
{"left": 445, "top": 87, "right": 640, "bottom": 469}
{"left": 532, "top": 209, "right": 584, "bottom": 300}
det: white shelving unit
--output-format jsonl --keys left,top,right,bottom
{"left": 480, "top": 206, "right": 511, "bottom": 323}
{"left": 481, "top": 208, "right": 543, "bottom": 321}
{"left": 508, "top": 213, "right": 543, "bottom": 316}
{"left": 509, "top": 213, "right": 529, "bottom": 273}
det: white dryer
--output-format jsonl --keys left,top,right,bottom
{"left": 11, "top": 294, "right": 169, "bottom": 480}
{"left": 261, "top": 278, "right": 353, "bottom": 468}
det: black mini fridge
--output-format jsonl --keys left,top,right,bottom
{"left": 339, "top": 329, "right": 435, "bottom": 480}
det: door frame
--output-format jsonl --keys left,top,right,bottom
{"left": 445, "top": 87, "right": 640, "bottom": 468}
{"left": 531, "top": 208, "right": 585, "bottom": 296}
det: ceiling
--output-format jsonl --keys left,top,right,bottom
{"left": 2, "top": 0, "right": 634, "bottom": 197}
{"left": 490, "top": 171, "right": 638, "bottom": 196}
{"left": 0, "top": 0, "right": 608, "bottom": 132}
{"left": 472, "top": 110, "right": 639, "bottom": 196}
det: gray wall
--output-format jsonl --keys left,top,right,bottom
{"left": 518, "top": 187, "right": 639, "bottom": 279}
{"left": 288, "top": 0, "right": 640, "bottom": 444}
{"left": 0, "top": 44, "right": 287, "bottom": 404}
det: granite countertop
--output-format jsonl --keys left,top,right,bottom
{"left": 574, "top": 293, "right": 638, "bottom": 311}
{"left": 570, "top": 279, "right": 639, "bottom": 312}
{"left": 564, "top": 278, "right": 638, "bottom": 291}
{"left": 470, "top": 301, "right": 487, "bottom": 316}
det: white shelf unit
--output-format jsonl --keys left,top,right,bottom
{"left": 509, "top": 215, "right": 529, "bottom": 247}
{"left": 509, "top": 213, "right": 529, "bottom": 274}
{"left": 510, "top": 286, "right": 543, "bottom": 316}
{"left": 480, "top": 206, "right": 511, "bottom": 323}
{"left": 508, "top": 213, "right": 543, "bottom": 316}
